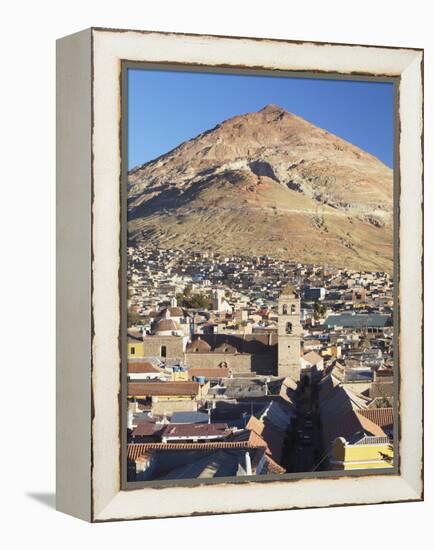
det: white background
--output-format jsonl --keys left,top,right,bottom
{"left": 1, "top": 0, "right": 431, "bottom": 547}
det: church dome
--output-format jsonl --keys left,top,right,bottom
{"left": 153, "top": 319, "right": 181, "bottom": 334}
{"left": 214, "top": 342, "right": 237, "bottom": 354}
{"left": 186, "top": 337, "right": 212, "bottom": 353}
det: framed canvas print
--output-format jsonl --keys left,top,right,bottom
{"left": 56, "top": 27, "right": 423, "bottom": 522}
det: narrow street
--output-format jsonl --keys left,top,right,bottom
{"left": 283, "top": 380, "right": 323, "bottom": 473}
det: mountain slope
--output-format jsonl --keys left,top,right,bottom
{"left": 128, "top": 104, "right": 393, "bottom": 272}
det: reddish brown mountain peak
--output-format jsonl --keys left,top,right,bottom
{"left": 128, "top": 104, "right": 393, "bottom": 272}
{"left": 259, "top": 103, "right": 288, "bottom": 114}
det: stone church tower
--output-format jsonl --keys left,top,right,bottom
{"left": 277, "top": 283, "right": 301, "bottom": 381}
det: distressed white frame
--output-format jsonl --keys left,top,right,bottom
{"left": 56, "top": 28, "right": 423, "bottom": 522}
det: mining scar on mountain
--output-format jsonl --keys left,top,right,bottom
{"left": 128, "top": 104, "right": 393, "bottom": 272}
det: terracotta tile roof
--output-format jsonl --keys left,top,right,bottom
{"left": 128, "top": 381, "right": 200, "bottom": 397}
{"left": 303, "top": 351, "right": 323, "bottom": 365}
{"left": 188, "top": 367, "right": 229, "bottom": 379}
{"left": 132, "top": 423, "right": 164, "bottom": 437}
{"left": 224, "top": 427, "right": 269, "bottom": 450}
{"left": 246, "top": 416, "right": 264, "bottom": 436}
{"left": 246, "top": 416, "right": 286, "bottom": 462}
{"left": 128, "top": 440, "right": 266, "bottom": 460}
{"left": 186, "top": 338, "right": 212, "bottom": 353}
{"left": 245, "top": 428, "right": 269, "bottom": 449}
{"left": 355, "top": 412, "right": 387, "bottom": 437}
{"left": 355, "top": 435, "right": 390, "bottom": 445}
{"left": 161, "top": 423, "right": 229, "bottom": 439}
{"left": 263, "top": 455, "right": 286, "bottom": 474}
{"left": 324, "top": 405, "right": 386, "bottom": 446}
{"left": 128, "top": 361, "right": 162, "bottom": 374}
{"left": 319, "top": 378, "right": 374, "bottom": 445}
{"left": 358, "top": 408, "right": 393, "bottom": 429}
{"left": 153, "top": 319, "right": 181, "bottom": 333}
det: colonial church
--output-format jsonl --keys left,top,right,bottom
{"left": 129, "top": 283, "right": 302, "bottom": 381}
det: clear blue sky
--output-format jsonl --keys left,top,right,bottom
{"left": 127, "top": 68, "right": 394, "bottom": 169}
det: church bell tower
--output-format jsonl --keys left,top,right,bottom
{"left": 277, "top": 283, "right": 301, "bottom": 381}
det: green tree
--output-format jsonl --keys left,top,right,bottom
{"left": 313, "top": 301, "right": 327, "bottom": 320}
{"left": 176, "top": 286, "right": 212, "bottom": 309}
{"left": 128, "top": 309, "right": 144, "bottom": 327}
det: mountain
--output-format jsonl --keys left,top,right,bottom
{"left": 128, "top": 104, "right": 393, "bottom": 272}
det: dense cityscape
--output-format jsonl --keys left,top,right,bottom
{"left": 126, "top": 244, "right": 395, "bottom": 481}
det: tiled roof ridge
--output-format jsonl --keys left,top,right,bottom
{"left": 264, "top": 454, "right": 286, "bottom": 474}
{"left": 128, "top": 440, "right": 267, "bottom": 460}
{"left": 353, "top": 435, "right": 390, "bottom": 445}
{"left": 355, "top": 411, "right": 386, "bottom": 437}
{"left": 358, "top": 407, "right": 393, "bottom": 427}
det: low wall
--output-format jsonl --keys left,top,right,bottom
{"left": 152, "top": 400, "right": 198, "bottom": 415}
{"left": 185, "top": 352, "right": 276, "bottom": 375}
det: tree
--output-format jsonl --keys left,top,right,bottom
{"left": 176, "top": 286, "right": 212, "bottom": 309}
{"left": 313, "top": 301, "right": 327, "bottom": 320}
{"left": 128, "top": 309, "right": 144, "bottom": 327}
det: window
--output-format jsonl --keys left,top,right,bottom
{"left": 130, "top": 346, "right": 135, "bottom": 355}
{"left": 291, "top": 304, "right": 296, "bottom": 314}
{"left": 282, "top": 304, "right": 288, "bottom": 315}
{"left": 161, "top": 345, "right": 167, "bottom": 358}
{"left": 286, "top": 322, "right": 292, "bottom": 334}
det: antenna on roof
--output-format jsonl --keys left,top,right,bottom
{"left": 206, "top": 403, "right": 212, "bottom": 424}
{"left": 242, "top": 411, "right": 248, "bottom": 428}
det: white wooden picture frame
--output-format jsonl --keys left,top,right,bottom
{"left": 56, "top": 27, "right": 423, "bottom": 522}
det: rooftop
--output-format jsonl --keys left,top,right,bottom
{"left": 161, "top": 423, "right": 229, "bottom": 439}
{"left": 153, "top": 318, "right": 181, "bottom": 333}
{"left": 128, "top": 381, "right": 200, "bottom": 397}
{"left": 358, "top": 407, "right": 393, "bottom": 429}
{"left": 128, "top": 440, "right": 266, "bottom": 460}
{"left": 128, "top": 361, "right": 162, "bottom": 374}
{"left": 324, "top": 313, "right": 392, "bottom": 329}
{"left": 188, "top": 367, "right": 230, "bottom": 379}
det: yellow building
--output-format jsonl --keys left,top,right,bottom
{"left": 321, "top": 345, "right": 341, "bottom": 359}
{"left": 171, "top": 368, "right": 189, "bottom": 382}
{"left": 330, "top": 436, "right": 393, "bottom": 470}
{"left": 127, "top": 381, "right": 209, "bottom": 402}
{"left": 128, "top": 337, "right": 145, "bottom": 359}
{"left": 127, "top": 380, "right": 211, "bottom": 416}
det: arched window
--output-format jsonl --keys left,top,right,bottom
{"left": 291, "top": 304, "right": 296, "bottom": 314}
{"left": 282, "top": 304, "right": 288, "bottom": 315}
{"left": 286, "top": 322, "right": 293, "bottom": 334}
{"left": 160, "top": 345, "right": 167, "bottom": 358}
